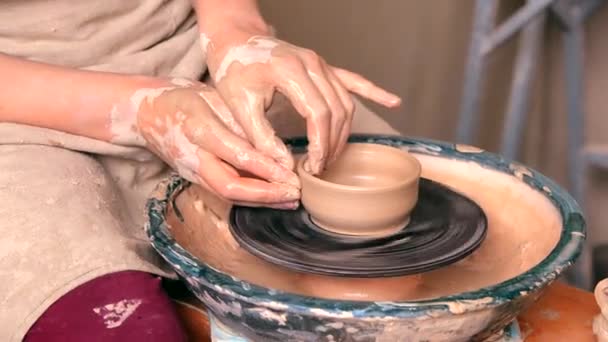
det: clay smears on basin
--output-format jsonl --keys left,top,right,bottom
{"left": 229, "top": 178, "right": 487, "bottom": 277}
{"left": 297, "top": 143, "right": 421, "bottom": 236}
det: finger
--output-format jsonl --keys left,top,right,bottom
{"left": 196, "top": 150, "right": 300, "bottom": 203}
{"left": 301, "top": 56, "right": 346, "bottom": 164}
{"left": 323, "top": 64, "right": 355, "bottom": 164}
{"left": 331, "top": 67, "right": 402, "bottom": 107}
{"left": 233, "top": 200, "right": 299, "bottom": 210}
{"left": 187, "top": 161, "right": 246, "bottom": 201}
{"left": 197, "top": 88, "right": 247, "bottom": 139}
{"left": 222, "top": 88, "right": 295, "bottom": 172}
{"left": 274, "top": 60, "right": 332, "bottom": 174}
{"left": 216, "top": 161, "right": 298, "bottom": 211}
{"left": 220, "top": 161, "right": 300, "bottom": 210}
{"left": 187, "top": 114, "right": 300, "bottom": 188}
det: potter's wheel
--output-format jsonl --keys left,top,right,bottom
{"left": 229, "top": 178, "right": 487, "bottom": 277}
{"left": 148, "top": 134, "right": 584, "bottom": 341}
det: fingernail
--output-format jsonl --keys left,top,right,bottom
{"left": 304, "top": 157, "right": 323, "bottom": 175}
{"left": 303, "top": 160, "right": 312, "bottom": 173}
{"left": 281, "top": 185, "right": 301, "bottom": 201}
{"left": 273, "top": 201, "right": 299, "bottom": 210}
{"left": 385, "top": 93, "right": 402, "bottom": 106}
{"left": 286, "top": 172, "right": 301, "bottom": 188}
{"left": 274, "top": 138, "right": 295, "bottom": 170}
{"left": 326, "top": 155, "right": 336, "bottom": 166}
{"left": 328, "top": 148, "right": 343, "bottom": 165}
{"left": 270, "top": 166, "right": 300, "bottom": 188}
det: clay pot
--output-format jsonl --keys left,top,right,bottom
{"left": 297, "top": 143, "right": 421, "bottom": 236}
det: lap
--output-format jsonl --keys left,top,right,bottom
{"left": 0, "top": 144, "right": 170, "bottom": 341}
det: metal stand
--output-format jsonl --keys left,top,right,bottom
{"left": 457, "top": 0, "right": 606, "bottom": 290}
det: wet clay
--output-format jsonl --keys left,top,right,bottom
{"left": 297, "top": 144, "right": 420, "bottom": 236}
{"left": 167, "top": 153, "right": 561, "bottom": 301}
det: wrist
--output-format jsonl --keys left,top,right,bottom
{"left": 199, "top": 16, "right": 273, "bottom": 61}
{"left": 112, "top": 76, "right": 193, "bottom": 147}
{"left": 199, "top": 9, "right": 271, "bottom": 39}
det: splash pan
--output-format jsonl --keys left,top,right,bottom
{"left": 146, "top": 134, "right": 585, "bottom": 342}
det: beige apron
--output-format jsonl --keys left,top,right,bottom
{"left": 0, "top": 1, "right": 398, "bottom": 340}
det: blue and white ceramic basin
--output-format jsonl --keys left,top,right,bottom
{"left": 146, "top": 135, "right": 585, "bottom": 342}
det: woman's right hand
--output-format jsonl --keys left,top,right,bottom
{"left": 133, "top": 82, "right": 301, "bottom": 209}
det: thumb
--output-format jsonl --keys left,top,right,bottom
{"left": 223, "top": 89, "right": 295, "bottom": 171}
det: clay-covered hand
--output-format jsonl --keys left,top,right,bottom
{"left": 131, "top": 82, "right": 301, "bottom": 209}
{"left": 203, "top": 33, "right": 402, "bottom": 174}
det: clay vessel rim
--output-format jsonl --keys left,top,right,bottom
{"left": 297, "top": 143, "right": 422, "bottom": 193}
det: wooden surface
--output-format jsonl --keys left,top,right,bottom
{"left": 518, "top": 281, "right": 599, "bottom": 341}
{"left": 173, "top": 299, "right": 212, "bottom": 342}
{"left": 173, "top": 281, "right": 600, "bottom": 341}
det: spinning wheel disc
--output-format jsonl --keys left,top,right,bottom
{"left": 229, "top": 178, "right": 487, "bottom": 277}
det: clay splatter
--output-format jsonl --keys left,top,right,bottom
{"left": 509, "top": 163, "right": 533, "bottom": 181}
{"left": 202, "top": 291, "right": 242, "bottom": 316}
{"left": 248, "top": 308, "right": 287, "bottom": 325}
{"left": 308, "top": 308, "right": 354, "bottom": 318}
{"left": 539, "top": 308, "right": 560, "bottom": 321}
{"left": 200, "top": 33, "right": 212, "bottom": 55}
{"left": 92, "top": 298, "right": 142, "bottom": 329}
{"left": 401, "top": 142, "right": 442, "bottom": 156}
{"left": 455, "top": 144, "right": 484, "bottom": 153}
{"left": 214, "top": 36, "right": 278, "bottom": 83}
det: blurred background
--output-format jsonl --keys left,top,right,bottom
{"left": 259, "top": 0, "right": 608, "bottom": 290}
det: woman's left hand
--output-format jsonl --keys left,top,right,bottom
{"left": 202, "top": 30, "right": 402, "bottom": 175}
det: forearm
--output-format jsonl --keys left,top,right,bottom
{"left": 0, "top": 53, "right": 167, "bottom": 145}
{"left": 192, "top": 0, "right": 272, "bottom": 43}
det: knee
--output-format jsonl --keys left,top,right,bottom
{"left": 24, "top": 271, "right": 187, "bottom": 342}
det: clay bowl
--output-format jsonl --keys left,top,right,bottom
{"left": 145, "top": 134, "right": 585, "bottom": 342}
{"left": 297, "top": 142, "right": 421, "bottom": 236}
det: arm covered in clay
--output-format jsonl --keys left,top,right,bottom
{"left": 192, "top": 0, "right": 402, "bottom": 174}
{"left": 0, "top": 53, "right": 300, "bottom": 207}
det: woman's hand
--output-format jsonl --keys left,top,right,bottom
{"left": 203, "top": 31, "right": 402, "bottom": 175}
{"left": 133, "top": 82, "right": 301, "bottom": 209}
